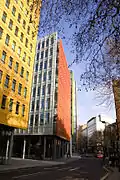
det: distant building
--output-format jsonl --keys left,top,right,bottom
{"left": 14, "top": 32, "right": 71, "bottom": 160}
{"left": 81, "top": 124, "right": 87, "bottom": 137}
{"left": 70, "top": 71, "right": 77, "bottom": 152}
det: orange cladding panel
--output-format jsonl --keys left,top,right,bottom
{"left": 57, "top": 40, "right": 71, "bottom": 141}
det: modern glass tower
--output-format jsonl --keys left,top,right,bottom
{"left": 14, "top": 32, "right": 71, "bottom": 160}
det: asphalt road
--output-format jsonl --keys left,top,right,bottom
{"left": 0, "top": 158, "right": 104, "bottom": 180}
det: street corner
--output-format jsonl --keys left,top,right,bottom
{"left": 100, "top": 166, "right": 111, "bottom": 180}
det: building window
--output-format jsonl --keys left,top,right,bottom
{"left": 8, "top": 56, "right": 13, "bottom": 68}
{"left": 1, "top": 51, "right": 6, "bottom": 63}
{"left": 51, "top": 37, "right": 54, "bottom": 44}
{"left": 32, "top": 87, "right": 36, "bottom": 97}
{"left": 23, "top": 52, "right": 26, "bottom": 61}
{"left": 12, "top": 41, "right": 16, "bottom": 51}
{"left": 39, "top": 73, "right": 42, "bottom": 83}
{"left": 15, "top": 26, "right": 19, "bottom": 36}
{"left": 41, "top": 51, "right": 44, "bottom": 59}
{"left": 38, "top": 42, "right": 40, "bottom": 50}
{"left": 9, "top": 98, "right": 13, "bottom": 112}
{"left": 42, "top": 85, "right": 45, "bottom": 95}
{"left": 5, "top": 0, "right": 10, "bottom": 8}
{"left": 40, "top": 113, "right": 44, "bottom": 125}
{"left": 34, "top": 75, "right": 37, "bottom": 84}
{"left": 18, "top": 47, "right": 21, "bottom": 56}
{"left": 36, "top": 100, "right": 39, "bottom": 110}
{"left": 18, "top": 83, "right": 22, "bottom": 95}
{"left": 27, "top": 0, "right": 29, "bottom": 5}
{"left": 16, "top": 101, "right": 20, "bottom": 114}
{"left": 44, "top": 61, "right": 47, "bottom": 69}
{"left": 20, "top": 67, "right": 24, "bottom": 77}
{"left": 30, "top": 44, "right": 32, "bottom": 52}
{"left": 37, "top": 53, "right": 39, "bottom": 61}
{"left": 41, "top": 99, "right": 44, "bottom": 109}
{"left": 5, "top": 34, "right": 10, "bottom": 45}
{"left": 50, "top": 48, "right": 53, "bottom": 56}
{"left": 18, "top": 13, "right": 21, "bottom": 22}
{"left": 43, "top": 72, "right": 46, "bottom": 81}
{"left": 31, "top": 101, "right": 34, "bottom": 111}
{"left": 26, "top": 71, "right": 29, "bottom": 81}
{"left": 37, "top": 86, "right": 40, "bottom": 96}
{"left": 40, "top": 62, "right": 43, "bottom": 70}
{"left": 27, "top": 26, "right": 30, "bottom": 34}
{"left": 12, "top": 6, "right": 16, "bottom": 16}
{"left": 24, "top": 87, "right": 27, "bottom": 98}
{"left": 25, "top": 38, "right": 28, "bottom": 47}
{"left": 14, "top": 62, "right": 19, "bottom": 73}
{"left": 1, "top": 95, "right": 7, "bottom": 109}
{"left": 20, "top": 32, "right": 24, "bottom": 42}
{"left": 4, "top": 75, "right": 9, "bottom": 88}
{"left": 45, "top": 113, "right": 49, "bottom": 124}
{"left": 30, "top": 114, "right": 33, "bottom": 126}
{"left": 23, "top": 20, "right": 26, "bottom": 29}
{"left": 47, "top": 84, "right": 51, "bottom": 94}
{"left": 35, "top": 63, "right": 38, "bottom": 72}
{"left": 12, "top": 79, "right": 16, "bottom": 91}
{"left": 48, "top": 71, "right": 51, "bottom": 80}
{"left": 46, "top": 39, "right": 49, "bottom": 47}
{"left": 42, "top": 41, "right": 44, "bottom": 48}
{"left": 0, "top": 27, "right": 3, "bottom": 39}
{"left": 22, "top": 104, "right": 25, "bottom": 116}
{"left": 49, "top": 59, "right": 52, "bottom": 67}
{"left": 0, "top": 70, "right": 3, "bottom": 83}
{"left": 28, "top": 57, "right": 31, "bottom": 66}
{"left": 35, "top": 114, "right": 38, "bottom": 126}
{"left": 45, "top": 49, "right": 48, "bottom": 58}
{"left": 46, "top": 98, "right": 50, "bottom": 109}
{"left": 8, "top": 19, "right": 13, "bottom": 30}
{"left": 2, "top": 12, "right": 7, "bottom": 23}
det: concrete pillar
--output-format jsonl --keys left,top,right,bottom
{"left": 5, "top": 139, "right": 9, "bottom": 161}
{"left": 22, "top": 138, "right": 26, "bottom": 159}
{"left": 43, "top": 136, "right": 46, "bottom": 159}
{"left": 8, "top": 130, "right": 14, "bottom": 164}
{"left": 52, "top": 138, "right": 56, "bottom": 160}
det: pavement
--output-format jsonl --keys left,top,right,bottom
{"left": 0, "top": 157, "right": 105, "bottom": 180}
{"left": 105, "top": 167, "right": 120, "bottom": 180}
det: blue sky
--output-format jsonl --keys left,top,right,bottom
{"left": 62, "top": 40, "right": 116, "bottom": 125}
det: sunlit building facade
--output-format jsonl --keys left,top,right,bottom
{"left": 0, "top": 0, "right": 40, "bottom": 162}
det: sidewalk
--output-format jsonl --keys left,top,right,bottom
{"left": 106, "top": 167, "right": 120, "bottom": 180}
{"left": 0, "top": 156, "right": 80, "bottom": 172}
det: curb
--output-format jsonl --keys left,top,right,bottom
{"left": 100, "top": 166, "right": 112, "bottom": 180}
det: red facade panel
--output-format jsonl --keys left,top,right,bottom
{"left": 57, "top": 40, "right": 71, "bottom": 141}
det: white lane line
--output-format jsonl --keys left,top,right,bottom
{"left": 12, "top": 171, "right": 43, "bottom": 179}
{"left": 44, "top": 166, "right": 58, "bottom": 170}
{"left": 69, "top": 167, "right": 79, "bottom": 171}
{"left": 58, "top": 167, "right": 72, "bottom": 171}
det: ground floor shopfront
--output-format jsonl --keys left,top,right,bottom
{"left": 13, "top": 135, "right": 70, "bottom": 160}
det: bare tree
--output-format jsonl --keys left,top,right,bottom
{"left": 33, "top": 0, "right": 120, "bottom": 90}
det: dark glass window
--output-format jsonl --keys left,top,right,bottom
{"left": 44, "top": 61, "right": 47, "bottom": 69}
{"left": 30, "top": 114, "right": 34, "bottom": 126}
{"left": 50, "top": 48, "right": 53, "bottom": 56}
{"left": 22, "top": 105, "right": 25, "bottom": 116}
{"left": 41, "top": 99, "right": 44, "bottom": 109}
{"left": 1, "top": 95, "right": 7, "bottom": 109}
{"left": 47, "top": 84, "right": 51, "bottom": 94}
{"left": 24, "top": 87, "right": 27, "bottom": 98}
{"left": 37, "top": 86, "right": 40, "bottom": 96}
{"left": 5, "top": 0, "right": 10, "bottom": 8}
{"left": 45, "top": 113, "right": 49, "bottom": 124}
{"left": 0, "top": 27, "right": 3, "bottom": 39}
{"left": 5, "top": 34, "right": 10, "bottom": 45}
{"left": 20, "top": 67, "right": 24, "bottom": 77}
{"left": 49, "top": 59, "right": 52, "bottom": 67}
{"left": 12, "top": 6, "right": 16, "bottom": 16}
{"left": 35, "top": 63, "right": 38, "bottom": 72}
{"left": 34, "top": 75, "right": 37, "bottom": 84}
{"left": 41, "top": 51, "right": 44, "bottom": 59}
{"left": 31, "top": 101, "right": 34, "bottom": 111}
{"left": 37, "top": 53, "right": 39, "bottom": 60}
{"left": 12, "top": 79, "right": 16, "bottom": 91}
{"left": 36, "top": 100, "right": 39, "bottom": 110}
{"left": 8, "top": 56, "right": 13, "bottom": 68}
{"left": 1, "top": 51, "right": 6, "bottom": 63}
{"left": 51, "top": 37, "right": 54, "bottom": 44}
{"left": 45, "top": 49, "right": 48, "bottom": 58}
{"left": 2, "top": 12, "right": 7, "bottom": 23}
{"left": 18, "top": 83, "right": 22, "bottom": 95}
{"left": 14, "top": 62, "right": 19, "bottom": 73}
{"left": 40, "top": 113, "right": 44, "bottom": 125}
{"left": 32, "top": 87, "right": 36, "bottom": 97}
{"left": 16, "top": 101, "right": 20, "bottom": 114}
{"left": 35, "top": 114, "right": 38, "bottom": 126}
{"left": 48, "top": 71, "right": 51, "bottom": 80}
{"left": 38, "top": 42, "right": 40, "bottom": 50}
{"left": 39, "top": 73, "right": 42, "bottom": 83}
{"left": 46, "top": 39, "right": 49, "bottom": 47}
{"left": 4, "top": 75, "right": 10, "bottom": 88}
{"left": 8, "top": 19, "right": 13, "bottom": 30}
{"left": 42, "top": 41, "right": 44, "bottom": 48}
{"left": 9, "top": 98, "right": 13, "bottom": 112}
{"left": 0, "top": 70, "right": 3, "bottom": 83}
{"left": 43, "top": 72, "right": 46, "bottom": 81}
{"left": 46, "top": 98, "right": 50, "bottom": 109}
{"left": 42, "top": 85, "right": 45, "bottom": 95}
{"left": 40, "top": 62, "right": 43, "bottom": 70}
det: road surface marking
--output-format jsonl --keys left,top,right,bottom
{"left": 44, "top": 167, "right": 58, "bottom": 170}
{"left": 58, "top": 167, "right": 72, "bottom": 171}
{"left": 12, "top": 171, "right": 45, "bottom": 179}
{"left": 69, "top": 167, "right": 79, "bottom": 171}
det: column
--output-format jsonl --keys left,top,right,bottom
{"left": 43, "top": 136, "right": 46, "bottom": 159}
{"left": 8, "top": 129, "right": 14, "bottom": 164}
{"left": 52, "top": 138, "right": 56, "bottom": 160}
{"left": 5, "top": 139, "right": 9, "bottom": 161}
{"left": 22, "top": 138, "right": 26, "bottom": 159}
